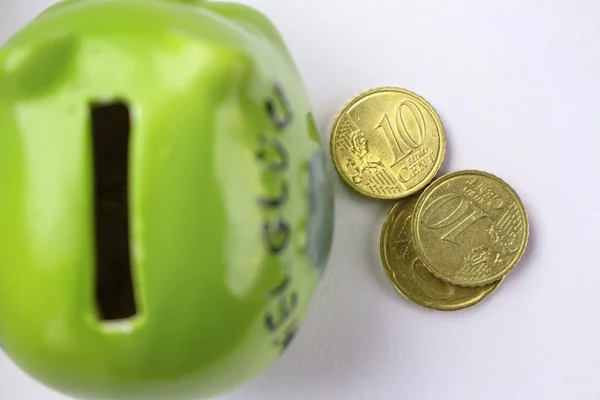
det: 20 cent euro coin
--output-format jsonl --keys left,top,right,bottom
{"left": 412, "top": 170, "right": 529, "bottom": 287}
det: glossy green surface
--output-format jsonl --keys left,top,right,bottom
{"left": 0, "top": 1, "right": 334, "bottom": 398}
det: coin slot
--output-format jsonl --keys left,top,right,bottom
{"left": 90, "top": 101, "right": 137, "bottom": 321}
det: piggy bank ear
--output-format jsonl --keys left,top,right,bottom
{"left": 0, "top": 34, "right": 78, "bottom": 99}
{"left": 44, "top": 0, "right": 206, "bottom": 13}
{"left": 205, "top": 2, "right": 289, "bottom": 54}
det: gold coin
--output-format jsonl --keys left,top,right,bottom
{"left": 330, "top": 87, "right": 446, "bottom": 199}
{"left": 412, "top": 170, "right": 529, "bottom": 287}
{"left": 381, "top": 196, "right": 501, "bottom": 311}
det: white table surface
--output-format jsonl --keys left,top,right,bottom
{"left": 2, "top": 0, "right": 600, "bottom": 399}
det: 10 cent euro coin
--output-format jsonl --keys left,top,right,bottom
{"left": 330, "top": 88, "right": 446, "bottom": 199}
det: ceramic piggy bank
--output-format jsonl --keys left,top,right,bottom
{"left": 0, "top": 0, "right": 333, "bottom": 398}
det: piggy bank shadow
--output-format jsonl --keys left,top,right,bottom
{"left": 222, "top": 178, "right": 406, "bottom": 399}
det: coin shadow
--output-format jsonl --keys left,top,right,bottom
{"left": 438, "top": 119, "right": 455, "bottom": 176}
{"left": 369, "top": 199, "right": 407, "bottom": 296}
{"left": 333, "top": 178, "right": 401, "bottom": 297}
{"left": 334, "top": 176, "right": 384, "bottom": 207}
{"left": 501, "top": 204, "right": 538, "bottom": 283}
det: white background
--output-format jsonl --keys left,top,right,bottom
{"left": 2, "top": 0, "right": 600, "bottom": 399}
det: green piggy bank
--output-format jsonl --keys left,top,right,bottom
{"left": 0, "top": 0, "right": 334, "bottom": 398}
